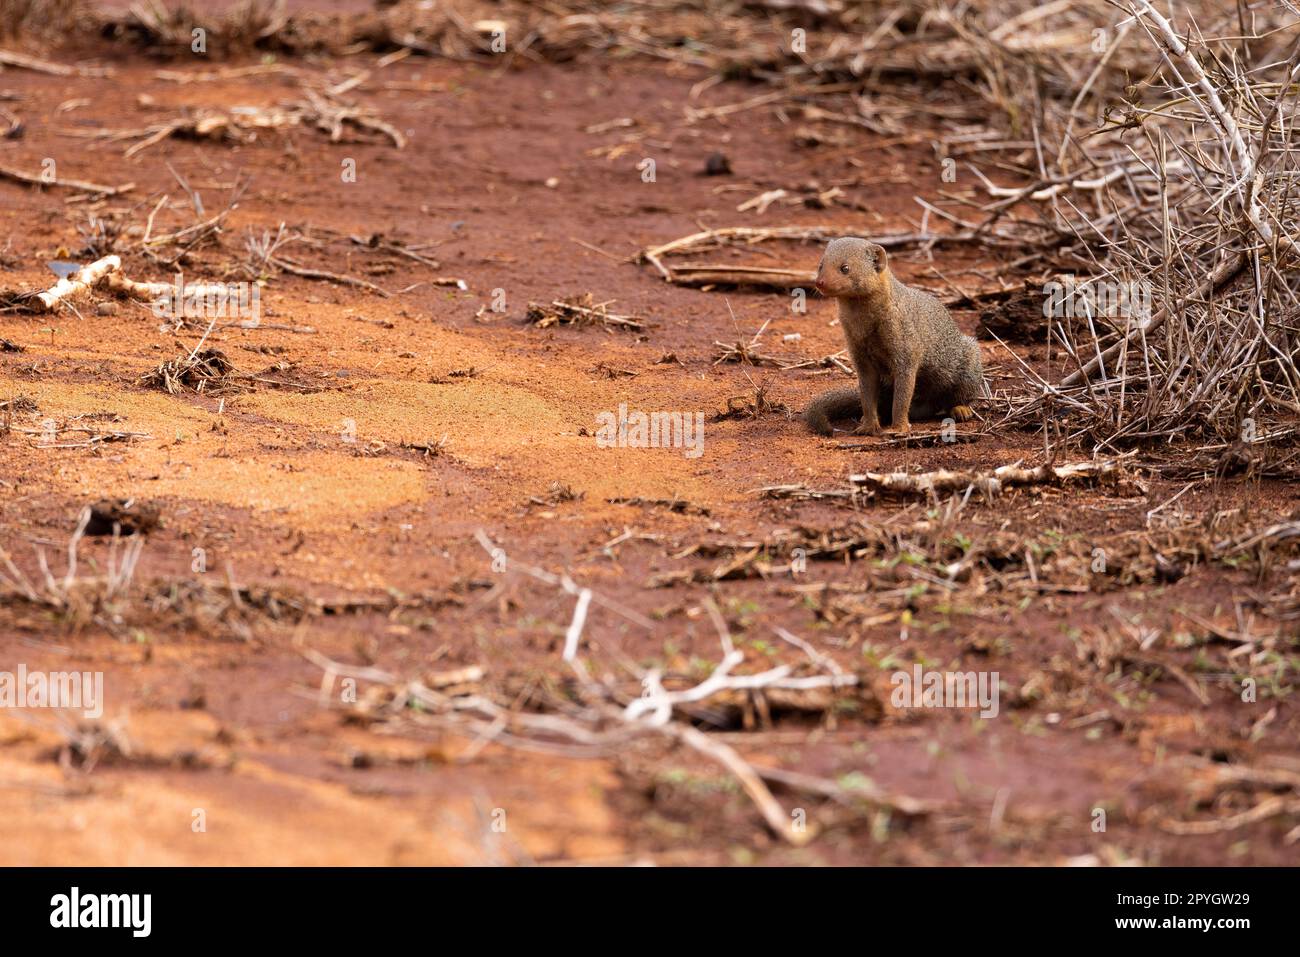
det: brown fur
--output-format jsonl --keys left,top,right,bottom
{"left": 805, "top": 237, "right": 983, "bottom": 436}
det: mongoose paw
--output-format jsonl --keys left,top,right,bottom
{"left": 852, "top": 421, "right": 882, "bottom": 436}
{"left": 886, "top": 421, "right": 912, "bottom": 435}
{"left": 952, "top": 405, "right": 975, "bottom": 422}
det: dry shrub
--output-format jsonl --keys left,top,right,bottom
{"left": 0, "top": 0, "right": 88, "bottom": 41}
{"left": 104, "top": 0, "right": 290, "bottom": 53}
{"left": 899, "top": 2, "right": 1300, "bottom": 446}
{"left": 138, "top": 348, "right": 237, "bottom": 394}
{"left": 99, "top": 0, "right": 528, "bottom": 56}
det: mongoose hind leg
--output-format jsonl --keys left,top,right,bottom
{"left": 907, "top": 378, "right": 972, "bottom": 424}
{"left": 906, "top": 394, "right": 944, "bottom": 423}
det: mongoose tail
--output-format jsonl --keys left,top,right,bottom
{"left": 805, "top": 384, "right": 974, "bottom": 435}
{"left": 804, "top": 387, "right": 861, "bottom": 436}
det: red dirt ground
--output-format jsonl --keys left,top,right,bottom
{"left": 1, "top": 21, "right": 1297, "bottom": 865}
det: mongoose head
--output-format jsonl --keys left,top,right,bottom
{"left": 814, "top": 237, "right": 890, "bottom": 298}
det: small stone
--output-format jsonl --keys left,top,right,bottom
{"left": 704, "top": 152, "right": 732, "bottom": 176}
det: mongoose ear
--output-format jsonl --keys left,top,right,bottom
{"left": 869, "top": 243, "right": 888, "bottom": 273}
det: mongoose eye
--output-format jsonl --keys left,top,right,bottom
{"left": 839, "top": 263, "right": 850, "bottom": 275}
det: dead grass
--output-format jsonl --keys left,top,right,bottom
{"left": 138, "top": 348, "right": 237, "bottom": 395}
{"left": 0, "top": 508, "right": 144, "bottom": 632}
{"left": 0, "top": 0, "right": 87, "bottom": 42}
{"left": 106, "top": 0, "right": 289, "bottom": 53}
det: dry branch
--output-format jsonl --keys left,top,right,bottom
{"left": 89, "top": 94, "right": 406, "bottom": 159}
{"left": 0, "top": 49, "right": 111, "bottom": 77}
{"left": 849, "top": 458, "right": 1136, "bottom": 498}
{"left": 641, "top": 226, "right": 993, "bottom": 287}
{"left": 641, "top": 226, "right": 839, "bottom": 282}
{"left": 21, "top": 256, "right": 258, "bottom": 320}
{"left": 34, "top": 255, "right": 121, "bottom": 312}
{"left": 270, "top": 256, "right": 390, "bottom": 296}
{"left": 0, "top": 163, "right": 133, "bottom": 197}
{"left": 526, "top": 295, "right": 648, "bottom": 331}
{"left": 367, "top": 530, "right": 880, "bottom": 846}
{"left": 667, "top": 264, "right": 815, "bottom": 290}
{"left": 101, "top": 272, "right": 246, "bottom": 305}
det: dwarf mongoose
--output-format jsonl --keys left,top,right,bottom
{"left": 805, "top": 237, "right": 982, "bottom": 436}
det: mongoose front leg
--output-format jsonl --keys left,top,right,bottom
{"left": 849, "top": 344, "right": 881, "bottom": 435}
{"left": 890, "top": 359, "right": 919, "bottom": 433}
